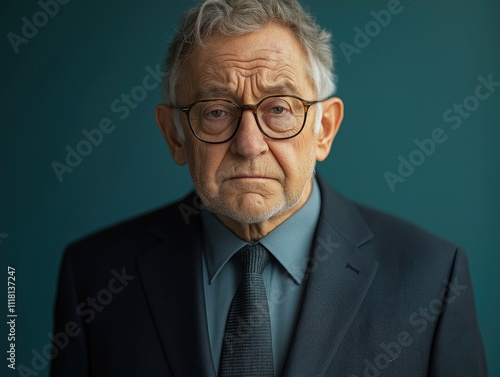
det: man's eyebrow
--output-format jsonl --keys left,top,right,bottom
{"left": 261, "top": 83, "right": 302, "bottom": 96}
{"left": 195, "top": 82, "right": 303, "bottom": 101}
{"left": 197, "top": 85, "right": 231, "bottom": 99}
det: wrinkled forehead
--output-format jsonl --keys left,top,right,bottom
{"left": 176, "top": 24, "right": 314, "bottom": 102}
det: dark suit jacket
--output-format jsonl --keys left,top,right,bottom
{"left": 50, "top": 175, "right": 487, "bottom": 376}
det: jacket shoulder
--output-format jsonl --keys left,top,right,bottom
{"left": 63, "top": 192, "right": 200, "bottom": 264}
{"left": 350, "top": 200, "right": 465, "bottom": 275}
{"left": 316, "top": 175, "right": 459, "bottom": 257}
{"left": 355, "top": 201, "right": 458, "bottom": 249}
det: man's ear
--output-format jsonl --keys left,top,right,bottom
{"left": 315, "top": 97, "right": 344, "bottom": 162}
{"left": 155, "top": 104, "right": 187, "bottom": 165}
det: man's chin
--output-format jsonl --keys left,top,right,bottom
{"left": 205, "top": 197, "right": 290, "bottom": 225}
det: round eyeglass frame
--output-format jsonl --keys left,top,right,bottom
{"left": 173, "top": 95, "right": 321, "bottom": 144}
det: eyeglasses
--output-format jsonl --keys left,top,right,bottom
{"left": 174, "top": 95, "right": 320, "bottom": 144}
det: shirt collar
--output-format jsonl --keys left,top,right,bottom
{"left": 201, "top": 176, "right": 321, "bottom": 285}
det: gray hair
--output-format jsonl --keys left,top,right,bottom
{"left": 162, "top": 0, "right": 336, "bottom": 135}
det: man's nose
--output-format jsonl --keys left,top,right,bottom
{"left": 230, "top": 110, "right": 269, "bottom": 158}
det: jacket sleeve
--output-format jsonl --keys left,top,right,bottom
{"left": 428, "top": 247, "right": 488, "bottom": 376}
{"left": 50, "top": 247, "right": 90, "bottom": 377}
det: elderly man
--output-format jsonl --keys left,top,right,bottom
{"left": 51, "top": 0, "right": 487, "bottom": 376}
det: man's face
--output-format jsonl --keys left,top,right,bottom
{"left": 159, "top": 23, "right": 340, "bottom": 227}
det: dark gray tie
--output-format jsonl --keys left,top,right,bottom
{"left": 219, "top": 243, "right": 274, "bottom": 377}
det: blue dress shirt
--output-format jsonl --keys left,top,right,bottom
{"left": 201, "top": 177, "right": 321, "bottom": 376}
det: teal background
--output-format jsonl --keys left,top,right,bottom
{"left": 1, "top": 0, "right": 498, "bottom": 375}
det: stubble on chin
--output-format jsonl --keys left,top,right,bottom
{"left": 205, "top": 191, "right": 289, "bottom": 225}
{"left": 195, "top": 169, "right": 315, "bottom": 226}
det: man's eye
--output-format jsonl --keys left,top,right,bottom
{"left": 270, "top": 106, "right": 287, "bottom": 115}
{"left": 206, "top": 109, "right": 226, "bottom": 118}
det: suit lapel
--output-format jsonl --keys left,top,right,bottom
{"left": 281, "top": 176, "right": 379, "bottom": 377}
{"left": 135, "top": 195, "right": 216, "bottom": 377}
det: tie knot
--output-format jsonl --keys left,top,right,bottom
{"left": 238, "top": 243, "right": 269, "bottom": 274}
